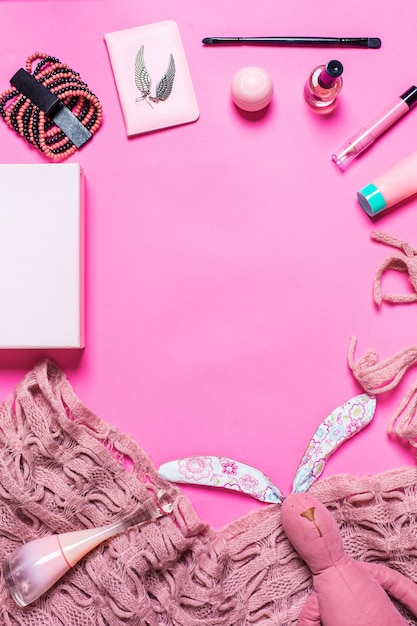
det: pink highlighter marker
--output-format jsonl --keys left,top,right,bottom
{"left": 332, "top": 85, "right": 417, "bottom": 169}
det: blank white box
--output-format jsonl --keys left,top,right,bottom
{"left": 0, "top": 163, "right": 85, "bottom": 349}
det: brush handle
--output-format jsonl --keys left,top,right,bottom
{"left": 202, "top": 37, "right": 381, "bottom": 48}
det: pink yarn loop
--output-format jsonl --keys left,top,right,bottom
{"left": 354, "top": 231, "right": 417, "bottom": 444}
{"left": 348, "top": 336, "right": 417, "bottom": 394}
{"left": 372, "top": 230, "right": 417, "bottom": 306}
{"left": 388, "top": 383, "right": 417, "bottom": 446}
{"left": 348, "top": 336, "right": 417, "bottom": 446}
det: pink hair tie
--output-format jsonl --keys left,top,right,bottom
{"left": 372, "top": 230, "right": 417, "bottom": 306}
{"left": 348, "top": 336, "right": 417, "bottom": 445}
{"left": 348, "top": 336, "right": 417, "bottom": 395}
{"left": 388, "top": 383, "right": 417, "bottom": 446}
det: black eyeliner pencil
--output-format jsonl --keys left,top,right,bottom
{"left": 202, "top": 36, "right": 381, "bottom": 48}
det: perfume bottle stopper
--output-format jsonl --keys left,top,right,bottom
{"left": 304, "top": 59, "right": 344, "bottom": 111}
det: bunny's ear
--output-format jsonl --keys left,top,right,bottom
{"left": 292, "top": 393, "right": 376, "bottom": 493}
{"left": 158, "top": 456, "right": 283, "bottom": 503}
{"left": 158, "top": 395, "right": 375, "bottom": 503}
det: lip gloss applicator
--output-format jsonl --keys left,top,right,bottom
{"left": 2, "top": 490, "right": 173, "bottom": 607}
{"left": 332, "top": 85, "right": 417, "bottom": 169}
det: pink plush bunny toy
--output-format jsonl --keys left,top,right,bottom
{"left": 281, "top": 491, "right": 417, "bottom": 625}
{"left": 160, "top": 393, "right": 417, "bottom": 625}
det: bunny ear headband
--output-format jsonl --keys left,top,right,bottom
{"left": 158, "top": 393, "right": 376, "bottom": 503}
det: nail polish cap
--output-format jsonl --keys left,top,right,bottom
{"left": 319, "top": 60, "right": 343, "bottom": 88}
{"left": 357, "top": 183, "right": 387, "bottom": 216}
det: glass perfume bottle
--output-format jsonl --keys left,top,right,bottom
{"left": 2, "top": 490, "right": 173, "bottom": 607}
{"left": 304, "top": 59, "right": 344, "bottom": 111}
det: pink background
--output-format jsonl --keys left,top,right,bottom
{"left": 1, "top": 0, "right": 417, "bottom": 529}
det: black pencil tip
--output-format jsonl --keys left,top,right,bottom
{"left": 202, "top": 37, "right": 214, "bottom": 44}
{"left": 368, "top": 37, "right": 381, "bottom": 48}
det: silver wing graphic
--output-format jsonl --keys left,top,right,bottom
{"left": 150, "top": 54, "right": 176, "bottom": 102}
{"left": 134, "top": 45, "right": 151, "bottom": 98}
{"left": 134, "top": 46, "right": 175, "bottom": 105}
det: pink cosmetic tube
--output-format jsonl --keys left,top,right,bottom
{"left": 333, "top": 86, "right": 417, "bottom": 169}
{"left": 357, "top": 148, "right": 417, "bottom": 217}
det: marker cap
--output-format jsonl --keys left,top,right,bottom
{"left": 357, "top": 183, "right": 387, "bottom": 216}
{"left": 400, "top": 85, "right": 417, "bottom": 108}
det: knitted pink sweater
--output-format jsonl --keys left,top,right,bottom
{"left": 1, "top": 360, "right": 417, "bottom": 625}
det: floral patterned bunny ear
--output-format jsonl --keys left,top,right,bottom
{"left": 291, "top": 393, "right": 376, "bottom": 493}
{"left": 159, "top": 456, "right": 284, "bottom": 503}
{"left": 158, "top": 394, "right": 376, "bottom": 503}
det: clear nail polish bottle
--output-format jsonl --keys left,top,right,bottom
{"left": 304, "top": 60, "right": 344, "bottom": 111}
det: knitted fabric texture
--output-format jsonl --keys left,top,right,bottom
{"left": 2, "top": 360, "right": 417, "bottom": 625}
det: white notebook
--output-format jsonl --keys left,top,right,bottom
{"left": 104, "top": 20, "right": 199, "bottom": 136}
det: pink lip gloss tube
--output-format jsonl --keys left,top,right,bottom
{"left": 357, "top": 148, "right": 417, "bottom": 216}
{"left": 332, "top": 86, "right": 417, "bottom": 169}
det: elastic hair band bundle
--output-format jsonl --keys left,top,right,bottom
{"left": 0, "top": 52, "right": 103, "bottom": 160}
